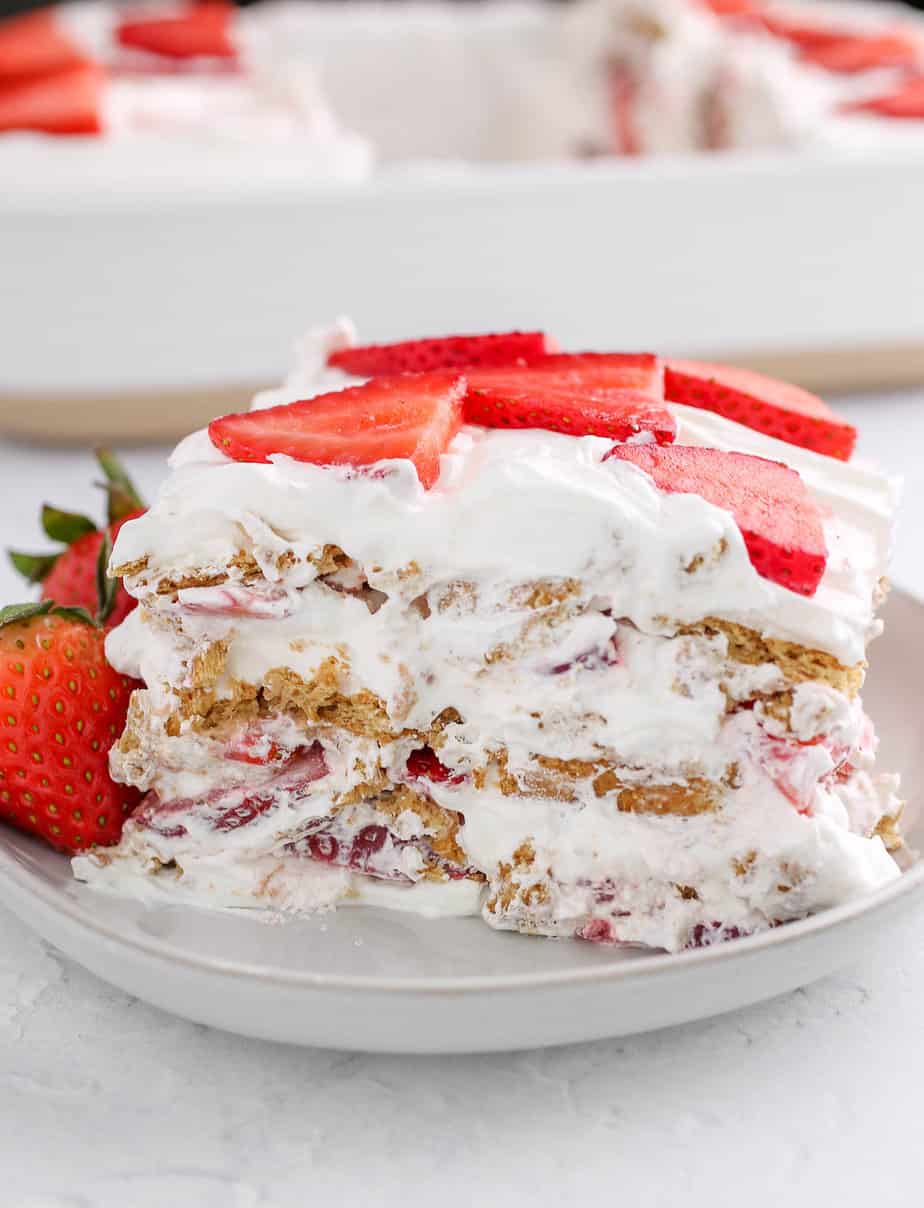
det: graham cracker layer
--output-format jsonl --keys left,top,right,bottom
{"left": 680, "top": 617, "right": 865, "bottom": 698}
{"left": 113, "top": 543, "right": 348, "bottom": 598}
{"left": 475, "top": 750, "right": 728, "bottom": 815}
{"left": 486, "top": 841, "right": 550, "bottom": 917}
{"left": 873, "top": 809, "right": 904, "bottom": 852}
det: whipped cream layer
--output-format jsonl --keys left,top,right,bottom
{"left": 110, "top": 399, "right": 896, "bottom": 667}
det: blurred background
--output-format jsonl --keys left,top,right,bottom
{"left": 3, "top": 0, "right": 924, "bottom": 449}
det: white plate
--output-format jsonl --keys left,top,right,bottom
{"left": 0, "top": 590, "right": 919, "bottom": 1054}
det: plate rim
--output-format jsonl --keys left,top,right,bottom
{"left": 2, "top": 838, "right": 920, "bottom": 996}
{"left": 0, "top": 587, "right": 919, "bottom": 998}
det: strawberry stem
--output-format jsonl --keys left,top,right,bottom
{"left": 95, "top": 531, "right": 116, "bottom": 625}
{"left": 95, "top": 448, "right": 145, "bottom": 524}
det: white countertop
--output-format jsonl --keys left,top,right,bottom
{"left": 0, "top": 393, "right": 921, "bottom": 1208}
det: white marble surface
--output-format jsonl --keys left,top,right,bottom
{"left": 0, "top": 393, "right": 921, "bottom": 1208}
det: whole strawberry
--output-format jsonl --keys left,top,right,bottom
{"left": 9, "top": 449, "right": 145, "bottom": 628}
{"left": 0, "top": 595, "right": 141, "bottom": 854}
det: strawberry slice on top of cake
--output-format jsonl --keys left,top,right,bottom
{"left": 73, "top": 321, "right": 902, "bottom": 952}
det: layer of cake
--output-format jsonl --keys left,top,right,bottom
{"left": 106, "top": 577, "right": 867, "bottom": 792}
{"left": 109, "top": 404, "right": 896, "bottom": 668}
{"left": 76, "top": 674, "right": 902, "bottom": 949}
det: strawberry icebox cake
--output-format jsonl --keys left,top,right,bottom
{"left": 59, "top": 322, "right": 903, "bottom": 952}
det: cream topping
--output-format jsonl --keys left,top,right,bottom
{"left": 112, "top": 388, "right": 896, "bottom": 667}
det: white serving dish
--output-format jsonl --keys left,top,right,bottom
{"left": 0, "top": 588, "right": 918, "bottom": 1054}
{"left": 3, "top": 147, "right": 924, "bottom": 440}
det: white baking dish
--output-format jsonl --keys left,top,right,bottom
{"left": 4, "top": 145, "right": 924, "bottom": 440}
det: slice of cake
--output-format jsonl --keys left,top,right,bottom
{"left": 602, "top": 0, "right": 924, "bottom": 155}
{"left": 73, "top": 323, "right": 903, "bottom": 951}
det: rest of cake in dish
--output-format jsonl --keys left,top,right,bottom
{"left": 4, "top": 0, "right": 924, "bottom": 161}
{"left": 603, "top": 0, "right": 924, "bottom": 154}
{"left": 73, "top": 322, "right": 903, "bottom": 951}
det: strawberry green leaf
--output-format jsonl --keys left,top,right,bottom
{"left": 0, "top": 600, "right": 54, "bottom": 628}
{"left": 95, "top": 530, "right": 116, "bottom": 625}
{"left": 41, "top": 504, "right": 96, "bottom": 545}
{"left": 49, "top": 604, "right": 99, "bottom": 627}
{"left": 95, "top": 448, "right": 145, "bottom": 524}
{"left": 8, "top": 549, "right": 60, "bottom": 584}
{"left": 0, "top": 600, "right": 100, "bottom": 630}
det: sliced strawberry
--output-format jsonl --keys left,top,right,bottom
{"left": 0, "top": 62, "right": 103, "bottom": 135}
{"left": 0, "top": 9, "right": 90, "bottom": 84}
{"left": 665, "top": 359, "right": 856, "bottom": 460}
{"left": 326, "top": 332, "right": 557, "bottom": 376}
{"left": 762, "top": 11, "right": 919, "bottom": 70}
{"left": 117, "top": 3, "right": 236, "bottom": 60}
{"left": 700, "top": 0, "right": 762, "bottom": 16}
{"left": 209, "top": 373, "right": 466, "bottom": 489}
{"left": 760, "top": 13, "right": 847, "bottom": 50}
{"left": 841, "top": 75, "right": 924, "bottom": 118}
{"left": 524, "top": 352, "right": 663, "bottom": 393}
{"left": 463, "top": 354, "right": 674, "bottom": 443}
{"left": 608, "top": 445, "right": 827, "bottom": 596}
{"left": 465, "top": 382, "right": 675, "bottom": 443}
{"left": 799, "top": 32, "right": 919, "bottom": 74}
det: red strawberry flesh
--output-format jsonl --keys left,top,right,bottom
{"left": 665, "top": 359, "right": 856, "bottom": 460}
{"left": 406, "top": 746, "right": 464, "bottom": 785}
{"left": 761, "top": 13, "right": 856, "bottom": 50}
{"left": 463, "top": 353, "right": 674, "bottom": 443}
{"left": 841, "top": 75, "right": 924, "bottom": 118}
{"left": 465, "top": 383, "right": 675, "bottom": 443}
{"left": 524, "top": 351, "right": 663, "bottom": 393}
{"left": 608, "top": 444, "right": 828, "bottom": 595}
{"left": 0, "top": 62, "right": 104, "bottom": 135}
{"left": 209, "top": 372, "right": 466, "bottom": 489}
{"left": 799, "top": 32, "right": 919, "bottom": 73}
{"left": 117, "top": 3, "right": 236, "bottom": 60}
{"left": 327, "top": 332, "right": 556, "bottom": 376}
{"left": 0, "top": 9, "right": 90, "bottom": 83}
